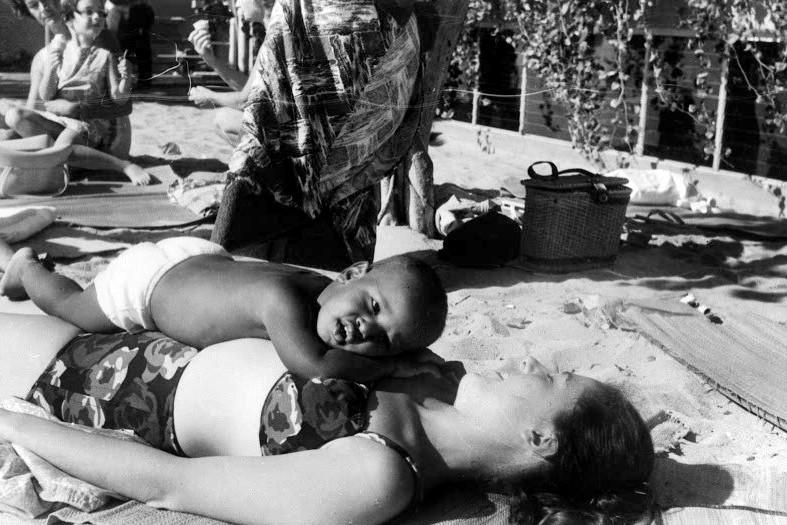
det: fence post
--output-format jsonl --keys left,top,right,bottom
{"left": 635, "top": 41, "right": 651, "bottom": 156}
{"left": 518, "top": 58, "right": 527, "bottom": 134}
{"left": 712, "top": 55, "right": 730, "bottom": 171}
{"left": 228, "top": 17, "right": 237, "bottom": 68}
{"left": 237, "top": 23, "right": 248, "bottom": 73}
{"left": 472, "top": 87, "right": 480, "bottom": 125}
{"left": 248, "top": 36, "right": 257, "bottom": 72}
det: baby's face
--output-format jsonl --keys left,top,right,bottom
{"left": 316, "top": 270, "right": 423, "bottom": 357}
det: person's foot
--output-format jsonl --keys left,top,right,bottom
{"left": 123, "top": 164, "right": 152, "bottom": 186}
{"left": 0, "top": 247, "right": 37, "bottom": 300}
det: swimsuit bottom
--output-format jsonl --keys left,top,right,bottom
{"left": 27, "top": 331, "right": 196, "bottom": 454}
{"left": 27, "top": 332, "right": 371, "bottom": 457}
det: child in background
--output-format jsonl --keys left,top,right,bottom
{"left": 0, "top": 237, "right": 448, "bottom": 383}
{"left": 3, "top": 0, "right": 150, "bottom": 184}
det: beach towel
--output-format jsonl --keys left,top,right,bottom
{"left": 212, "top": 0, "right": 421, "bottom": 262}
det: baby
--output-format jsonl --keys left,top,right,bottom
{"left": 0, "top": 237, "right": 447, "bottom": 383}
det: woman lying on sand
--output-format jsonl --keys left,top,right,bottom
{"left": 1, "top": 0, "right": 150, "bottom": 185}
{"left": 0, "top": 312, "right": 654, "bottom": 525}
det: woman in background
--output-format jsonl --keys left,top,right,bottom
{"left": 1, "top": 0, "right": 150, "bottom": 185}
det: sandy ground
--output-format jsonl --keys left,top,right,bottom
{"left": 2, "top": 95, "right": 787, "bottom": 521}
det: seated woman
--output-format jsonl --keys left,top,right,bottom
{"left": 186, "top": 0, "right": 265, "bottom": 147}
{"left": 1, "top": 0, "right": 150, "bottom": 185}
{"left": 0, "top": 312, "right": 655, "bottom": 525}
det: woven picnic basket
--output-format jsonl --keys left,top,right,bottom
{"left": 520, "top": 161, "right": 631, "bottom": 271}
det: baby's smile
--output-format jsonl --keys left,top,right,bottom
{"left": 332, "top": 318, "right": 361, "bottom": 345}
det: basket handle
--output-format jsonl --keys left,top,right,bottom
{"left": 526, "top": 161, "right": 599, "bottom": 180}
{"left": 523, "top": 161, "right": 610, "bottom": 203}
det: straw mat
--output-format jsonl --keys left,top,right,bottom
{"left": 622, "top": 304, "right": 787, "bottom": 432}
{"left": 0, "top": 165, "right": 203, "bottom": 229}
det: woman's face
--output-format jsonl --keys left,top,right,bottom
{"left": 70, "top": 0, "right": 106, "bottom": 38}
{"left": 454, "top": 357, "right": 599, "bottom": 439}
{"left": 24, "top": 0, "right": 61, "bottom": 27}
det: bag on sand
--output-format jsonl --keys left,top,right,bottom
{"left": 439, "top": 212, "right": 521, "bottom": 267}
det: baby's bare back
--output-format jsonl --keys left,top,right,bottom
{"left": 149, "top": 255, "right": 331, "bottom": 348}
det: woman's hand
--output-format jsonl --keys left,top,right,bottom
{"left": 188, "top": 86, "right": 217, "bottom": 108}
{"left": 117, "top": 53, "right": 136, "bottom": 83}
{"left": 43, "top": 99, "right": 79, "bottom": 117}
{"left": 188, "top": 27, "right": 215, "bottom": 64}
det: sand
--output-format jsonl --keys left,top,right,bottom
{"left": 2, "top": 95, "right": 787, "bottom": 521}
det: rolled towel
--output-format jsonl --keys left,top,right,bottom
{"left": 0, "top": 207, "right": 57, "bottom": 243}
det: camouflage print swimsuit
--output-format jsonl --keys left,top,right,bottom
{"left": 27, "top": 331, "right": 370, "bottom": 456}
{"left": 28, "top": 331, "right": 424, "bottom": 508}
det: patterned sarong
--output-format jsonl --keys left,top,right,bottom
{"left": 223, "top": 0, "right": 421, "bottom": 261}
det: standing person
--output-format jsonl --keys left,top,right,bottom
{"left": 2, "top": 0, "right": 151, "bottom": 185}
{"left": 0, "top": 313, "right": 655, "bottom": 525}
{"left": 210, "top": 0, "right": 424, "bottom": 269}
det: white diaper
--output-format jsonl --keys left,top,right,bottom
{"left": 94, "top": 237, "right": 230, "bottom": 332}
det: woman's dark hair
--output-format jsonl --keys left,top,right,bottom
{"left": 511, "top": 383, "right": 655, "bottom": 524}
{"left": 59, "top": 0, "right": 77, "bottom": 20}
{"left": 6, "top": 0, "right": 32, "bottom": 18}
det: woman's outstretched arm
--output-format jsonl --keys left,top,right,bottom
{"left": 0, "top": 409, "right": 414, "bottom": 525}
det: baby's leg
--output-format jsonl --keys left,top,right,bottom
{"left": 0, "top": 242, "right": 117, "bottom": 332}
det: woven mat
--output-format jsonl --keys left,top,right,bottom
{"left": 0, "top": 165, "right": 204, "bottom": 229}
{"left": 621, "top": 303, "right": 787, "bottom": 432}
{"left": 658, "top": 507, "right": 787, "bottom": 525}
{"left": 628, "top": 206, "right": 787, "bottom": 240}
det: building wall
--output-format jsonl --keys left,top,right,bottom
{"left": 459, "top": 0, "right": 786, "bottom": 181}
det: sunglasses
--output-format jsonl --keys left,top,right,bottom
{"left": 75, "top": 7, "right": 108, "bottom": 17}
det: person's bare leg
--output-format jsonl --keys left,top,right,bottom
{"left": 68, "top": 144, "right": 151, "bottom": 185}
{"left": 0, "top": 100, "right": 19, "bottom": 139}
{"left": 4, "top": 106, "right": 64, "bottom": 139}
{"left": 0, "top": 312, "right": 80, "bottom": 399}
{"left": 0, "top": 241, "right": 117, "bottom": 332}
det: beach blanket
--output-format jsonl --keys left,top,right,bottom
{"left": 212, "top": 0, "right": 421, "bottom": 261}
{"left": 0, "top": 397, "right": 138, "bottom": 519}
